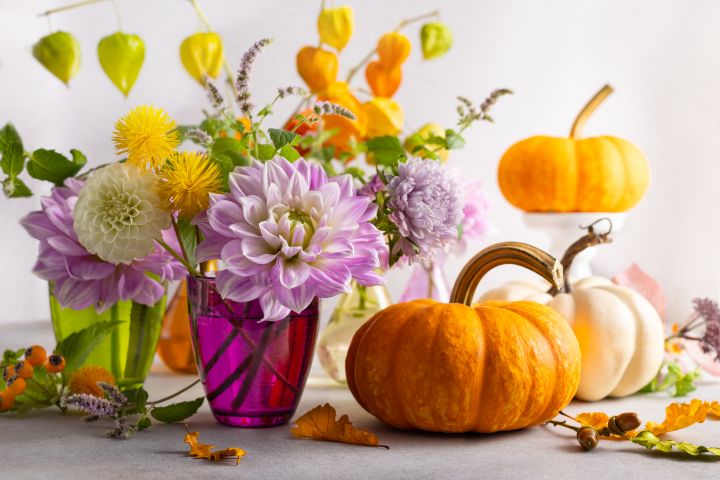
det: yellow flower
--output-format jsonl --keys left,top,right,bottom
{"left": 317, "top": 6, "right": 354, "bottom": 51}
{"left": 156, "top": 151, "right": 223, "bottom": 218}
{"left": 69, "top": 365, "right": 116, "bottom": 397}
{"left": 113, "top": 105, "right": 180, "bottom": 170}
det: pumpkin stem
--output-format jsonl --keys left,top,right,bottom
{"left": 569, "top": 84, "right": 614, "bottom": 139}
{"left": 450, "top": 242, "right": 563, "bottom": 306}
{"left": 548, "top": 218, "right": 613, "bottom": 295}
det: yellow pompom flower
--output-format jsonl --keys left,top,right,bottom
{"left": 156, "top": 151, "right": 223, "bottom": 218}
{"left": 69, "top": 365, "right": 116, "bottom": 398}
{"left": 113, "top": 105, "right": 180, "bottom": 170}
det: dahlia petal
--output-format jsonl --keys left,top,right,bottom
{"left": 274, "top": 282, "right": 315, "bottom": 313}
{"left": 259, "top": 289, "right": 291, "bottom": 322}
{"left": 47, "top": 235, "right": 89, "bottom": 256}
{"left": 208, "top": 199, "right": 245, "bottom": 238}
{"left": 241, "top": 236, "right": 279, "bottom": 264}
{"left": 216, "top": 270, "right": 268, "bottom": 302}
{"left": 273, "top": 257, "right": 310, "bottom": 289}
{"left": 66, "top": 257, "right": 116, "bottom": 280}
{"left": 308, "top": 263, "right": 352, "bottom": 298}
{"left": 21, "top": 211, "right": 59, "bottom": 239}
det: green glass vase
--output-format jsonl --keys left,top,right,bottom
{"left": 317, "top": 281, "right": 392, "bottom": 384}
{"left": 49, "top": 286, "right": 167, "bottom": 388}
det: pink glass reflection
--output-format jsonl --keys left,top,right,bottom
{"left": 187, "top": 276, "right": 319, "bottom": 427}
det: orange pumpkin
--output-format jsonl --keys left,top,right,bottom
{"left": 498, "top": 85, "right": 650, "bottom": 212}
{"left": 346, "top": 242, "right": 581, "bottom": 433}
{"left": 365, "top": 60, "right": 402, "bottom": 98}
{"left": 296, "top": 46, "right": 338, "bottom": 93}
{"left": 377, "top": 32, "right": 411, "bottom": 69}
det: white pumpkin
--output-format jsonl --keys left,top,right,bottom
{"left": 480, "top": 276, "right": 665, "bottom": 401}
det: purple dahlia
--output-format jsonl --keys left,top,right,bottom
{"left": 196, "top": 157, "right": 387, "bottom": 321}
{"left": 21, "top": 178, "right": 183, "bottom": 312}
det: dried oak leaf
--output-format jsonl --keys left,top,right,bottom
{"left": 184, "top": 430, "right": 246, "bottom": 464}
{"left": 575, "top": 412, "right": 636, "bottom": 440}
{"left": 646, "top": 399, "right": 712, "bottom": 436}
{"left": 710, "top": 401, "right": 720, "bottom": 419}
{"left": 291, "top": 403, "right": 387, "bottom": 448}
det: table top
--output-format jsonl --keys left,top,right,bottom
{"left": 2, "top": 322, "right": 720, "bottom": 480}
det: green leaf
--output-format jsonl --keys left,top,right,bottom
{"left": 2, "top": 348, "right": 25, "bottom": 367}
{"left": 632, "top": 430, "right": 720, "bottom": 457}
{"left": 136, "top": 416, "right": 152, "bottom": 430}
{"left": 27, "top": 148, "right": 86, "bottom": 185}
{"left": 176, "top": 217, "right": 198, "bottom": 267}
{"left": 444, "top": 129, "right": 466, "bottom": 150}
{"left": 2, "top": 177, "right": 32, "bottom": 198}
{"left": 150, "top": 397, "right": 204, "bottom": 423}
{"left": 278, "top": 145, "right": 300, "bottom": 161}
{"left": 122, "top": 387, "right": 149, "bottom": 415}
{"left": 0, "top": 123, "right": 23, "bottom": 155}
{"left": 1, "top": 142, "right": 24, "bottom": 177}
{"left": 55, "top": 321, "right": 123, "bottom": 374}
{"left": 269, "top": 128, "right": 299, "bottom": 150}
{"left": 256, "top": 144, "right": 277, "bottom": 161}
{"left": 211, "top": 137, "right": 246, "bottom": 167}
{"left": 365, "top": 136, "right": 406, "bottom": 166}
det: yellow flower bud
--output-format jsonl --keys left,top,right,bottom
{"left": 404, "top": 123, "right": 448, "bottom": 162}
{"left": 365, "top": 61, "right": 402, "bottom": 98}
{"left": 98, "top": 32, "right": 145, "bottom": 97}
{"left": 180, "top": 32, "right": 224, "bottom": 85}
{"left": 32, "top": 31, "right": 81, "bottom": 85}
{"left": 317, "top": 5, "right": 355, "bottom": 51}
{"left": 363, "top": 98, "right": 404, "bottom": 138}
{"left": 296, "top": 46, "right": 338, "bottom": 93}
{"left": 376, "top": 32, "right": 411, "bottom": 69}
{"left": 420, "top": 22, "right": 453, "bottom": 60}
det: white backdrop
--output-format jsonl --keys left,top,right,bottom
{"left": 1, "top": 0, "right": 719, "bottom": 326}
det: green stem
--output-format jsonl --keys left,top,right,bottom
{"left": 156, "top": 237, "right": 202, "bottom": 277}
{"left": 110, "top": 302, "right": 122, "bottom": 379}
{"left": 37, "top": 0, "right": 108, "bottom": 17}
{"left": 357, "top": 284, "right": 367, "bottom": 310}
{"left": 148, "top": 379, "right": 201, "bottom": 406}
{"left": 546, "top": 419, "right": 581, "bottom": 433}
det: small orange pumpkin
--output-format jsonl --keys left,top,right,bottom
{"left": 498, "top": 85, "right": 650, "bottom": 212}
{"left": 346, "top": 242, "right": 581, "bottom": 433}
{"left": 365, "top": 60, "right": 402, "bottom": 98}
{"left": 296, "top": 46, "right": 338, "bottom": 93}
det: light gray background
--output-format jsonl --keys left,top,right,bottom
{"left": 1, "top": 0, "right": 718, "bottom": 325}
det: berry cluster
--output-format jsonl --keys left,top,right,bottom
{"left": 0, "top": 345, "right": 65, "bottom": 412}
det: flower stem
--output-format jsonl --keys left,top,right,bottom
{"left": 148, "top": 379, "right": 201, "bottom": 406}
{"left": 546, "top": 419, "right": 581, "bottom": 433}
{"left": 37, "top": 0, "right": 109, "bottom": 17}
{"left": 156, "top": 237, "right": 202, "bottom": 277}
{"left": 345, "top": 10, "right": 440, "bottom": 83}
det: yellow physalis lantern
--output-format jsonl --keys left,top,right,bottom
{"left": 296, "top": 46, "right": 338, "bottom": 93}
{"left": 180, "top": 32, "right": 224, "bottom": 85}
{"left": 317, "top": 5, "right": 355, "bottom": 51}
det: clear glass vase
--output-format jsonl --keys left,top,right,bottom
{"left": 157, "top": 279, "right": 197, "bottom": 374}
{"left": 317, "top": 281, "right": 392, "bottom": 384}
{"left": 49, "top": 285, "right": 166, "bottom": 388}
{"left": 187, "top": 276, "right": 319, "bottom": 427}
{"left": 399, "top": 257, "right": 451, "bottom": 303}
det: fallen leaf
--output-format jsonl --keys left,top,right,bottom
{"left": 632, "top": 431, "right": 720, "bottom": 457}
{"left": 646, "top": 399, "right": 712, "bottom": 435}
{"left": 291, "top": 403, "right": 387, "bottom": 448}
{"left": 183, "top": 429, "right": 246, "bottom": 464}
{"left": 709, "top": 401, "right": 720, "bottom": 419}
{"left": 613, "top": 264, "right": 666, "bottom": 320}
{"left": 576, "top": 412, "right": 609, "bottom": 430}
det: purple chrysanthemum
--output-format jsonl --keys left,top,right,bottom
{"left": 21, "top": 178, "right": 183, "bottom": 313}
{"left": 386, "top": 158, "right": 463, "bottom": 262}
{"left": 196, "top": 157, "right": 387, "bottom": 321}
{"left": 357, "top": 174, "right": 384, "bottom": 199}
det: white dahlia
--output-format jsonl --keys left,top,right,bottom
{"left": 73, "top": 163, "right": 171, "bottom": 265}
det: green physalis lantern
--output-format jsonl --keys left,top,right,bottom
{"left": 179, "top": 32, "right": 224, "bottom": 86}
{"left": 420, "top": 22, "right": 453, "bottom": 60}
{"left": 32, "top": 31, "right": 81, "bottom": 85}
{"left": 98, "top": 32, "right": 145, "bottom": 96}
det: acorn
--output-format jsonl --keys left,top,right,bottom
{"left": 14, "top": 361, "right": 34, "bottom": 379}
{"left": 576, "top": 426, "right": 599, "bottom": 451}
{"left": 608, "top": 412, "right": 641, "bottom": 436}
{"left": 5, "top": 375, "right": 26, "bottom": 396}
{"left": 25, "top": 345, "right": 47, "bottom": 366}
{"left": 44, "top": 354, "right": 66, "bottom": 374}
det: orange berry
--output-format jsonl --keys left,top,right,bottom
{"left": 25, "top": 345, "right": 47, "bottom": 366}
{"left": 14, "top": 361, "right": 34, "bottom": 379}
{"left": 5, "top": 375, "right": 25, "bottom": 396}
{"left": 0, "top": 392, "right": 15, "bottom": 412}
{"left": 44, "top": 354, "right": 65, "bottom": 374}
{"left": 2, "top": 366, "right": 15, "bottom": 382}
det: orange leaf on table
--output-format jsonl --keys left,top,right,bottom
{"left": 184, "top": 429, "right": 246, "bottom": 464}
{"left": 291, "top": 403, "right": 387, "bottom": 448}
{"left": 646, "top": 399, "right": 712, "bottom": 436}
{"left": 710, "top": 401, "right": 720, "bottom": 419}
{"left": 576, "top": 412, "right": 610, "bottom": 430}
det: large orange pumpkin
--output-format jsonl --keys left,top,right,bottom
{"left": 498, "top": 85, "right": 650, "bottom": 212}
{"left": 346, "top": 243, "right": 581, "bottom": 433}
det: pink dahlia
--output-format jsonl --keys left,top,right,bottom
{"left": 21, "top": 178, "right": 183, "bottom": 313}
{"left": 455, "top": 178, "right": 493, "bottom": 254}
{"left": 196, "top": 157, "right": 387, "bottom": 321}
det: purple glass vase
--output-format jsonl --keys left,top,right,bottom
{"left": 187, "top": 276, "right": 319, "bottom": 427}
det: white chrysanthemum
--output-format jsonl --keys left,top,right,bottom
{"left": 73, "top": 163, "right": 171, "bottom": 265}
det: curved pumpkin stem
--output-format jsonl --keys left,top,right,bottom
{"left": 569, "top": 84, "right": 614, "bottom": 139}
{"left": 450, "top": 242, "right": 563, "bottom": 306}
{"left": 548, "top": 218, "right": 613, "bottom": 295}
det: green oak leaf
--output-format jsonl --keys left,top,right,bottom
{"left": 632, "top": 431, "right": 720, "bottom": 457}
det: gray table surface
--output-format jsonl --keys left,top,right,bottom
{"left": 1, "top": 322, "right": 719, "bottom": 480}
